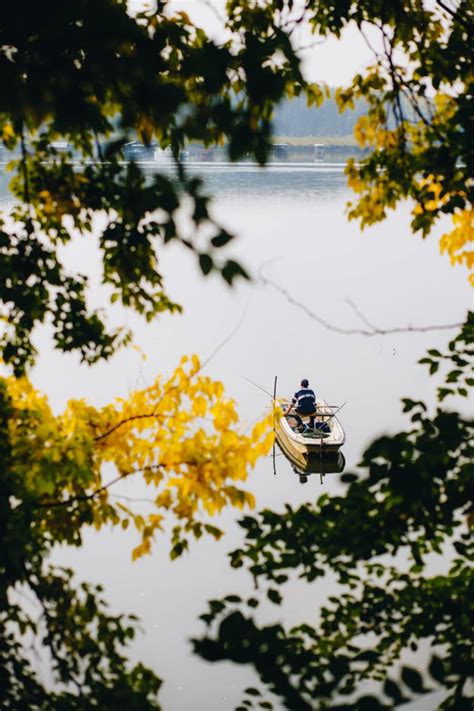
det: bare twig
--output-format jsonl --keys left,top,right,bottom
{"left": 360, "top": 22, "right": 383, "bottom": 60}
{"left": 293, "top": 37, "right": 326, "bottom": 52}
{"left": 201, "top": 304, "right": 247, "bottom": 369}
{"left": 108, "top": 492, "right": 157, "bottom": 505}
{"left": 281, "top": 1, "right": 311, "bottom": 34}
{"left": 93, "top": 308, "right": 247, "bottom": 443}
{"left": 362, "top": 20, "right": 434, "bottom": 130}
{"left": 435, "top": 0, "right": 473, "bottom": 30}
{"left": 345, "top": 297, "right": 380, "bottom": 332}
{"left": 31, "top": 585, "right": 85, "bottom": 697}
{"left": 200, "top": 0, "right": 226, "bottom": 27}
{"left": 93, "top": 412, "right": 166, "bottom": 443}
{"left": 260, "top": 270, "right": 463, "bottom": 336}
{"left": 379, "top": 23, "right": 406, "bottom": 131}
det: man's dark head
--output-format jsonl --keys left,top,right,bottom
{"left": 301, "top": 378, "right": 309, "bottom": 388}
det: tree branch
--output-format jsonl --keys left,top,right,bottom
{"left": 345, "top": 297, "right": 380, "bottom": 331}
{"left": 30, "top": 581, "right": 85, "bottom": 697}
{"left": 91, "top": 310, "right": 246, "bottom": 445}
{"left": 35, "top": 464, "right": 165, "bottom": 509}
{"left": 36, "top": 459, "right": 204, "bottom": 510}
{"left": 435, "top": 0, "right": 473, "bottom": 30}
{"left": 93, "top": 412, "right": 166, "bottom": 442}
{"left": 260, "top": 271, "right": 463, "bottom": 336}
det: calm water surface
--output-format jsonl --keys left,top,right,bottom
{"left": 2, "top": 164, "right": 470, "bottom": 709}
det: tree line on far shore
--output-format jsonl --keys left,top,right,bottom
{"left": 273, "top": 91, "right": 367, "bottom": 137}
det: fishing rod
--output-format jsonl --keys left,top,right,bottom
{"left": 331, "top": 401, "right": 347, "bottom": 418}
{"left": 242, "top": 376, "right": 280, "bottom": 475}
{"left": 243, "top": 377, "right": 346, "bottom": 414}
{"left": 313, "top": 401, "right": 347, "bottom": 420}
{"left": 242, "top": 376, "right": 276, "bottom": 399}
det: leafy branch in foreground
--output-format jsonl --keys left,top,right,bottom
{"left": 193, "top": 314, "right": 473, "bottom": 710}
{"left": 0, "top": 0, "right": 308, "bottom": 373}
{"left": 418, "top": 312, "right": 474, "bottom": 400}
{"left": 0, "top": 353, "right": 273, "bottom": 707}
{"left": 2, "top": 566, "right": 162, "bottom": 710}
{"left": 227, "top": 0, "right": 473, "bottom": 282}
{"left": 3, "top": 353, "right": 273, "bottom": 559}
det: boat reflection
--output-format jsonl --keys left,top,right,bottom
{"left": 277, "top": 444, "right": 345, "bottom": 484}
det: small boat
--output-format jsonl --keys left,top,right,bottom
{"left": 154, "top": 146, "right": 174, "bottom": 163}
{"left": 275, "top": 398, "right": 345, "bottom": 457}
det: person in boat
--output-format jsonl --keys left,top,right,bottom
{"left": 288, "top": 378, "right": 317, "bottom": 432}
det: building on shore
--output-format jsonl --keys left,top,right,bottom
{"left": 314, "top": 143, "right": 325, "bottom": 161}
{"left": 272, "top": 143, "right": 289, "bottom": 160}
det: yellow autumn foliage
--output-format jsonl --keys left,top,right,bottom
{"left": 345, "top": 97, "right": 473, "bottom": 286}
{"left": 3, "top": 354, "right": 274, "bottom": 559}
{"left": 413, "top": 175, "right": 473, "bottom": 284}
{"left": 440, "top": 209, "right": 474, "bottom": 285}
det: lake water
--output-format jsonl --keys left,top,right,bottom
{"left": 2, "top": 163, "right": 470, "bottom": 709}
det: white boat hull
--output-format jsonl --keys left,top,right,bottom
{"left": 276, "top": 398, "right": 345, "bottom": 457}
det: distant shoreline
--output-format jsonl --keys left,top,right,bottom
{"left": 272, "top": 134, "right": 357, "bottom": 147}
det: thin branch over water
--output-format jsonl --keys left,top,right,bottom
{"left": 259, "top": 268, "right": 463, "bottom": 336}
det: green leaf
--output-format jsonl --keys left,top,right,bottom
{"left": 401, "top": 666, "right": 424, "bottom": 693}
{"left": 267, "top": 589, "right": 282, "bottom": 605}
{"left": 428, "top": 655, "right": 444, "bottom": 683}
{"left": 211, "top": 230, "right": 234, "bottom": 248}
{"left": 244, "top": 687, "right": 261, "bottom": 696}
{"left": 383, "top": 678, "right": 404, "bottom": 702}
{"left": 340, "top": 473, "right": 358, "bottom": 483}
{"left": 199, "top": 254, "right": 214, "bottom": 275}
{"left": 221, "top": 260, "right": 249, "bottom": 285}
{"left": 446, "top": 369, "right": 462, "bottom": 382}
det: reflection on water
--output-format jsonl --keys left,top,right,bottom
{"left": 144, "top": 161, "right": 348, "bottom": 200}
{"left": 0, "top": 160, "right": 349, "bottom": 208}
{"left": 276, "top": 445, "right": 346, "bottom": 485}
{"left": 0, "top": 168, "right": 13, "bottom": 209}
{"left": 0, "top": 160, "right": 350, "bottom": 205}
